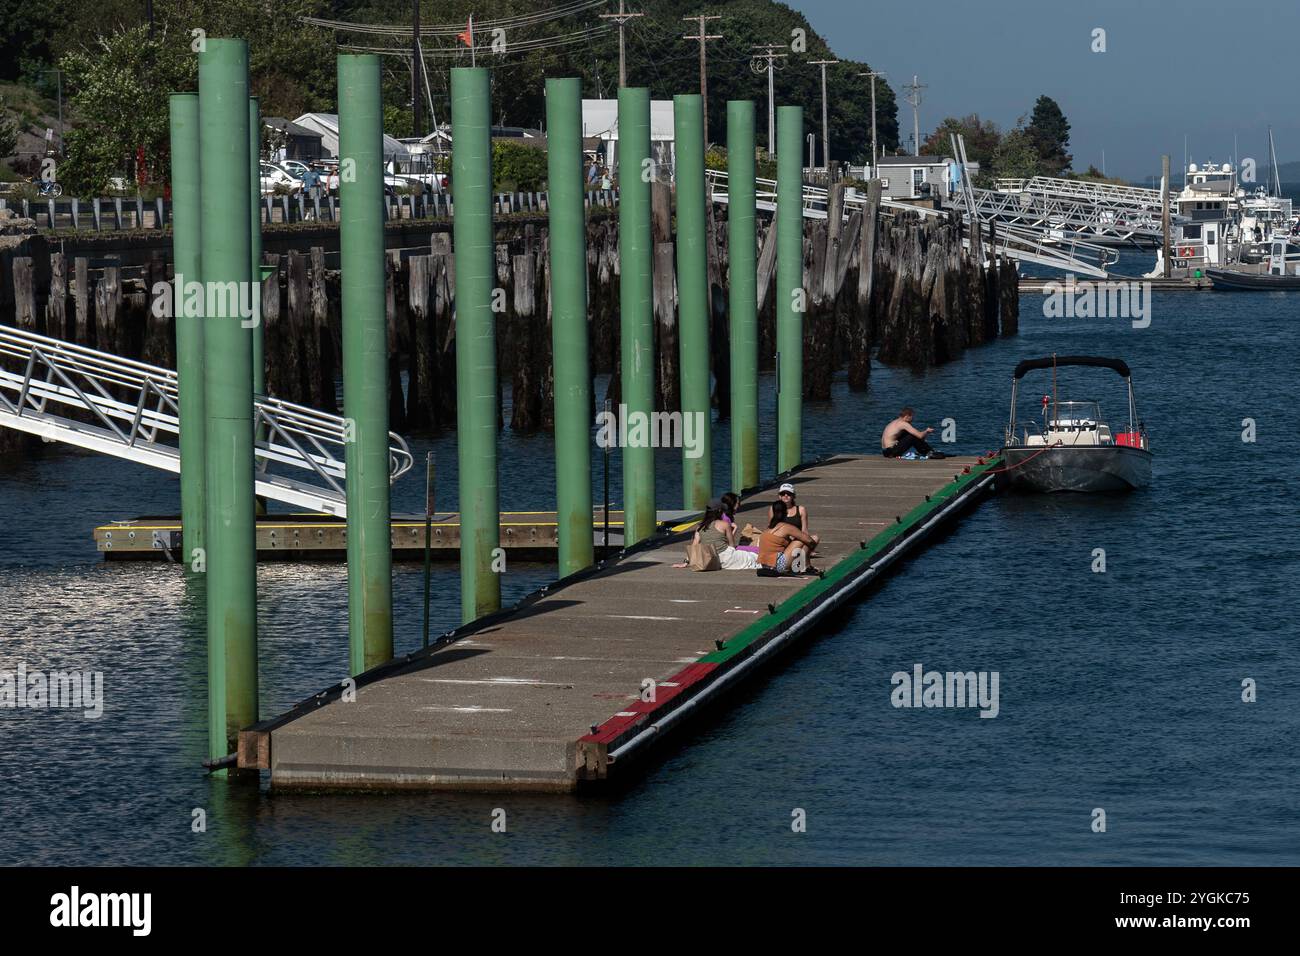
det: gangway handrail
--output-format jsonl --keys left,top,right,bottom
{"left": 706, "top": 168, "right": 1115, "bottom": 276}
{"left": 0, "top": 325, "right": 412, "bottom": 514}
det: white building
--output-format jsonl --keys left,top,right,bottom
{"left": 581, "top": 98, "right": 676, "bottom": 176}
{"left": 291, "top": 113, "right": 413, "bottom": 163}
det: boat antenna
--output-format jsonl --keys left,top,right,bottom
{"left": 1268, "top": 126, "right": 1282, "bottom": 199}
{"left": 1052, "top": 353, "right": 1058, "bottom": 424}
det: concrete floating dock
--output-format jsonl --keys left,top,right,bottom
{"left": 93, "top": 510, "right": 695, "bottom": 560}
{"left": 241, "top": 454, "right": 1001, "bottom": 791}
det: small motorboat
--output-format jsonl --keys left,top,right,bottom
{"left": 998, "top": 355, "right": 1153, "bottom": 492}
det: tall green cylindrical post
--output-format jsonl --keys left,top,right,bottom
{"left": 618, "top": 87, "right": 656, "bottom": 544}
{"left": 338, "top": 55, "right": 394, "bottom": 670}
{"left": 546, "top": 77, "right": 594, "bottom": 577}
{"left": 169, "top": 93, "right": 205, "bottom": 563}
{"left": 726, "top": 100, "right": 758, "bottom": 492}
{"left": 198, "top": 39, "right": 257, "bottom": 757}
{"left": 248, "top": 96, "right": 264, "bottom": 396}
{"left": 451, "top": 66, "right": 501, "bottom": 623}
{"left": 776, "top": 105, "right": 804, "bottom": 473}
{"left": 674, "top": 93, "right": 711, "bottom": 510}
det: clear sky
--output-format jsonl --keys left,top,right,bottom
{"left": 796, "top": 0, "right": 1298, "bottom": 181}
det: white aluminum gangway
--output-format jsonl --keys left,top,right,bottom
{"left": 705, "top": 169, "right": 1114, "bottom": 277}
{"left": 0, "top": 325, "right": 412, "bottom": 516}
{"left": 948, "top": 176, "right": 1168, "bottom": 247}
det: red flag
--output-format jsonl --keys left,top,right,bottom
{"left": 457, "top": 18, "right": 473, "bottom": 47}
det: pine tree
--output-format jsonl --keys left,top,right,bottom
{"left": 1026, "top": 95, "right": 1071, "bottom": 176}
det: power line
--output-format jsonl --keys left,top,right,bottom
{"left": 902, "top": 74, "right": 926, "bottom": 154}
{"left": 808, "top": 59, "right": 838, "bottom": 170}
{"left": 599, "top": 0, "right": 643, "bottom": 88}
{"left": 343, "top": 26, "right": 612, "bottom": 60}
{"left": 857, "top": 70, "right": 885, "bottom": 167}
{"left": 302, "top": 1, "right": 607, "bottom": 37}
{"left": 681, "top": 14, "right": 722, "bottom": 143}
{"left": 750, "top": 44, "right": 788, "bottom": 156}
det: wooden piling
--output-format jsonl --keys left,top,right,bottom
{"left": 13, "top": 257, "right": 36, "bottom": 333}
{"left": 73, "top": 257, "right": 90, "bottom": 346}
{"left": 653, "top": 241, "right": 678, "bottom": 414}
{"left": 406, "top": 253, "right": 436, "bottom": 431}
{"left": 46, "top": 252, "right": 67, "bottom": 340}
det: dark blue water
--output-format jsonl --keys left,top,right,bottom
{"left": 2, "top": 272, "right": 1297, "bottom": 865}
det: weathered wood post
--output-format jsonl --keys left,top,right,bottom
{"left": 46, "top": 252, "right": 67, "bottom": 340}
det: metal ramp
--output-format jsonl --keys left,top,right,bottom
{"left": 705, "top": 169, "right": 1114, "bottom": 277}
{"left": 950, "top": 178, "right": 1168, "bottom": 248}
{"left": 0, "top": 325, "right": 412, "bottom": 516}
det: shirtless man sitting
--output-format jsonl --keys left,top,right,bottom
{"left": 881, "top": 407, "right": 947, "bottom": 459}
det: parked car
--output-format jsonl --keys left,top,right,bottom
{"left": 259, "top": 162, "right": 301, "bottom": 195}
{"left": 278, "top": 160, "right": 312, "bottom": 180}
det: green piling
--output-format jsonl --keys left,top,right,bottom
{"left": 250, "top": 97, "right": 267, "bottom": 517}
{"left": 338, "top": 55, "right": 394, "bottom": 671}
{"left": 198, "top": 39, "right": 257, "bottom": 758}
{"left": 451, "top": 66, "right": 501, "bottom": 623}
{"left": 726, "top": 100, "right": 758, "bottom": 491}
{"left": 545, "top": 77, "right": 594, "bottom": 577}
{"left": 168, "top": 93, "right": 205, "bottom": 563}
{"left": 776, "top": 105, "right": 803, "bottom": 473}
{"left": 674, "top": 93, "right": 711, "bottom": 510}
{"left": 248, "top": 96, "right": 264, "bottom": 396}
{"left": 618, "top": 87, "right": 656, "bottom": 544}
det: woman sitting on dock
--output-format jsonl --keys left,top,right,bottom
{"left": 720, "top": 492, "right": 760, "bottom": 554}
{"left": 673, "top": 500, "right": 760, "bottom": 570}
{"left": 766, "top": 483, "right": 811, "bottom": 536}
{"left": 758, "top": 500, "right": 820, "bottom": 574}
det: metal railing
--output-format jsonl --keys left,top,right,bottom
{"left": 0, "top": 325, "right": 412, "bottom": 516}
{"left": 0, "top": 189, "right": 619, "bottom": 232}
{"left": 705, "top": 168, "right": 1115, "bottom": 276}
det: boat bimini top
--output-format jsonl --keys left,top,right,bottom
{"left": 1006, "top": 355, "right": 1147, "bottom": 450}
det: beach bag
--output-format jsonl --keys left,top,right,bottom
{"left": 685, "top": 542, "right": 720, "bottom": 571}
{"left": 739, "top": 522, "right": 763, "bottom": 544}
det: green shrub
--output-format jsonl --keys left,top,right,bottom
{"left": 492, "top": 140, "right": 547, "bottom": 192}
{"left": 0, "top": 111, "right": 18, "bottom": 159}
{"left": 7, "top": 181, "right": 40, "bottom": 203}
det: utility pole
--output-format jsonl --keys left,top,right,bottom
{"left": 682, "top": 14, "right": 722, "bottom": 144}
{"left": 411, "top": 0, "right": 421, "bottom": 136}
{"left": 903, "top": 74, "right": 926, "bottom": 154}
{"left": 750, "top": 44, "right": 788, "bottom": 157}
{"left": 808, "top": 58, "right": 838, "bottom": 170}
{"left": 600, "top": 0, "right": 644, "bottom": 88}
{"left": 857, "top": 70, "right": 884, "bottom": 172}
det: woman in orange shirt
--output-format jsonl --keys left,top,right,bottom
{"left": 758, "top": 500, "right": 819, "bottom": 573}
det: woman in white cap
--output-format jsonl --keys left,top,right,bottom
{"left": 767, "top": 482, "right": 811, "bottom": 537}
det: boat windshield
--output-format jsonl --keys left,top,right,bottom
{"left": 1045, "top": 400, "right": 1104, "bottom": 427}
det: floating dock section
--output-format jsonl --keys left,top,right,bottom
{"left": 241, "top": 454, "right": 1001, "bottom": 791}
{"left": 93, "top": 510, "right": 695, "bottom": 560}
